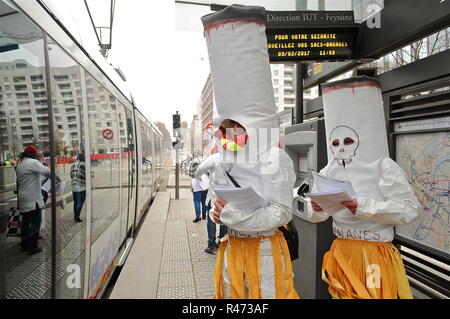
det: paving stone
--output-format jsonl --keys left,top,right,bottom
{"left": 160, "top": 260, "right": 192, "bottom": 274}
{"left": 158, "top": 272, "right": 195, "bottom": 288}
{"left": 155, "top": 179, "right": 220, "bottom": 299}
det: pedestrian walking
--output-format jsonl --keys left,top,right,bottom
{"left": 70, "top": 151, "right": 86, "bottom": 223}
{"left": 190, "top": 158, "right": 209, "bottom": 223}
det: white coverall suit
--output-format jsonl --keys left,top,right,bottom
{"left": 306, "top": 76, "right": 420, "bottom": 299}
{"left": 199, "top": 4, "right": 299, "bottom": 299}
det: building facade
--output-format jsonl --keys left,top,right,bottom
{"left": 270, "top": 63, "right": 296, "bottom": 113}
{"left": 200, "top": 73, "right": 214, "bottom": 155}
{"left": 0, "top": 60, "right": 126, "bottom": 161}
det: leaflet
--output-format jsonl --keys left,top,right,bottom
{"left": 304, "top": 190, "right": 353, "bottom": 215}
{"left": 312, "top": 171, "right": 355, "bottom": 197}
{"left": 214, "top": 185, "right": 267, "bottom": 213}
{"left": 42, "top": 179, "right": 66, "bottom": 195}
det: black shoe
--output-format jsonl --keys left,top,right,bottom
{"left": 74, "top": 218, "right": 82, "bottom": 223}
{"left": 204, "top": 246, "right": 216, "bottom": 254}
{"left": 192, "top": 217, "right": 201, "bottom": 223}
{"left": 202, "top": 214, "right": 206, "bottom": 220}
{"left": 21, "top": 246, "right": 27, "bottom": 252}
{"left": 26, "top": 247, "right": 42, "bottom": 255}
{"left": 214, "top": 242, "right": 220, "bottom": 249}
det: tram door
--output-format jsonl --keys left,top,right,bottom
{"left": 118, "top": 103, "right": 137, "bottom": 244}
{"left": 125, "top": 108, "right": 137, "bottom": 235}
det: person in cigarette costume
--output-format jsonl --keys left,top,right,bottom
{"left": 307, "top": 76, "right": 420, "bottom": 299}
{"left": 195, "top": 5, "right": 299, "bottom": 299}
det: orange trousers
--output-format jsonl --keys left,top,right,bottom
{"left": 213, "top": 231, "right": 300, "bottom": 299}
{"left": 322, "top": 238, "right": 413, "bottom": 299}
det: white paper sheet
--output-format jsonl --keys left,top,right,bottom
{"left": 55, "top": 181, "right": 65, "bottom": 195}
{"left": 312, "top": 171, "right": 356, "bottom": 197}
{"left": 214, "top": 185, "right": 268, "bottom": 213}
{"left": 293, "top": 186, "right": 301, "bottom": 198}
{"left": 41, "top": 179, "right": 51, "bottom": 193}
{"left": 42, "top": 180, "right": 66, "bottom": 195}
{"left": 304, "top": 191, "right": 353, "bottom": 215}
{"left": 200, "top": 175, "right": 210, "bottom": 191}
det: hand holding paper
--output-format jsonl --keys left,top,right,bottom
{"left": 213, "top": 197, "right": 227, "bottom": 224}
{"left": 305, "top": 191, "right": 353, "bottom": 215}
{"left": 311, "top": 198, "right": 358, "bottom": 214}
{"left": 311, "top": 200, "right": 324, "bottom": 212}
{"left": 214, "top": 185, "right": 267, "bottom": 213}
{"left": 304, "top": 172, "right": 356, "bottom": 215}
{"left": 340, "top": 200, "right": 358, "bottom": 214}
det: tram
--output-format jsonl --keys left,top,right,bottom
{"left": 0, "top": 0, "right": 166, "bottom": 298}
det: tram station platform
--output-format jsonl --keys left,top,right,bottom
{"left": 109, "top": 171, "right": 218, "bottom": 299}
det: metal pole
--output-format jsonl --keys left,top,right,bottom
{"left": 43, "top": 32, "right": 57, "bottom": 299}
{"left": 175, "top": 144, "right": 179, "bottom": 199}
{"left": 295, "top": 63, "right": 304, "bottom": 124}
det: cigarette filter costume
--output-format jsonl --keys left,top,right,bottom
{"left": 198, "top": 5, "right": 299, "bottom": 299}
{"left": 307, "top": 76, "right": 420, "bottom": 299}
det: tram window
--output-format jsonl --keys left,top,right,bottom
{"left": 148, "top": 127, "right": 158, "bottom": 191}
{"left": 87, "top": 76, "right": 120, "bottom": 244}
{"left": 139, "top": 119, "right": 153, "bottom": 213}
{"left": 46, "top": 38, "right": 88, "bottom": 298}
{"left": 155, "top": 134, "right": 162, "bottom": 183}
{"left": 0, "top": 1, "right": 50, "bottom": 299}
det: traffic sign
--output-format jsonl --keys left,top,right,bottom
{"left": 205, "top": 122, "right": 214, "bottom": 136}
{"left": 102, "top": 129, "right": 114, "bottom": 140}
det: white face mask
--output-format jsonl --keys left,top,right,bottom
{"left": 329, "top": 125, "right": 360, "bottom": 168}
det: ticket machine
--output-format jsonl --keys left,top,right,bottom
{"left": 284, "top": 118, "right": 335, "bottom": 299}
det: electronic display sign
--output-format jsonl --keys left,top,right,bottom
{"left": 266, "top": 28, "right": 358, "bottom": 62}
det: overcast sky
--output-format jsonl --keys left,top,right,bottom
{"left": 108, "top": 0, "right": 210, "bottom": 134}
{"left": 42, "top": 0, "right": 380, "bottom": 134}
{"left": 106, "top": 0, "right": 300, "bottom": 133}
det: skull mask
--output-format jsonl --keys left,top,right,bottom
{"left": 329, "top": 125, "right": 360, "bottom": 168}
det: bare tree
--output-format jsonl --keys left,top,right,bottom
{"left": 390, "top": 30, "right": 446, "bottom": 68}
{"left": 11, "top": 141, "right": 19, "bottom": 161}
{"left": 388, "top": 29, "right": 447, "bottom": 96}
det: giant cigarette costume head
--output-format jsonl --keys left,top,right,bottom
{"left": 322, "top": 76, "right": 389, "bottom": 201}
{"left": 202, "top": 5, "right": 278, "bottom": 162}
{"left": 323, "top": 76, "right": 388, "bottom": 168}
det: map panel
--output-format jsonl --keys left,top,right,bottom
{"left": 395, "top": 131, "right": 449, "bottom": 255}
